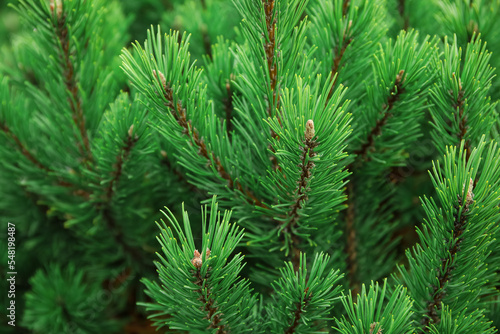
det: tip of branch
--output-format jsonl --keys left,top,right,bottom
{"left": 305, "top": 120, "right": 315, "bottom": 140}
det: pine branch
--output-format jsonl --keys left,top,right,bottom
{"left": 421, "top": 195, "right": 471, "bottom": 330}
{"left": 141, "top": 197, "right": 257, "bottom": 333}
{"left": 345, "top": 181, "right": 359, "bottom": 296}
{"left": 354, "top": 70, "right": 405, "bottom": 161}
{"left": 335, "top": 281, "right": 414, "bottom": 334}
{"left": 50, "top": 3, "right": 92, "bottom": 162}
{"left": 266, "top": 253, "right": 343, "bottom": 333}
{"left": 344, "top": 70, "right": 405, "bottom": 292}
{"left": 326, "top": 0, "right": 353, "bottom": 100}
{"left": 1, "top": 122, "right": 49, "bottom": 172}
{"left": 262, "top": 0, "right": 282, "bottom": 171}
{"left": 451, "top": 75, "right": 471, "bottom": 161}
{"left": 429, "top": 36, "right": 496, "bottom": 157}
{"left": 104, "top": 125, "right": 138, "bottom": 202}
{"left": 1, "top": 116, "right": 91, "bottom": 198}
{"left": 395, "top": 140, "right": 500, "bottom": 332}
{"left": 192, "top": 266, "right": 227, "bottom": 333}
{"left": 263, "top": 0, "right": 279, "bottom": 120}
{"left": 327, "top": 24, "right": 352, "bottom": 100}
{"left": 282, "top": 120, "right": 318, "bottom": 268}
{"left": 284, "top": 291, "right": 312, "bottom": 334}
{"left": 99, "top": 125, "right": 143, "bottom": 263}
{"left": 154, "top": 70, "right": 266, "bottom": 208}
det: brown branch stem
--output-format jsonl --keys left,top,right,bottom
{"left": 53, "top": 11, "right": 92, "bottom": 162}
{"left": 285, "top": 290, "right": 313, "bottom": 334}
{"left": 282, "top": 120, "right": 318, "bottom": 269}
{"left": 327, "top": 19, "right": 352, "bottom": 100}
{"left": 452, "top": 77, "right": 470, "bottom": 161}
{"left": 421, "top": 197, "right": 471, "bottom": 331}
{"left": 100, "top": 127, "right": 143, "bottom": 263}
{"left": 1, "top": 123, "right": 49, "bottom": 172}
{"left": 193, "top": 268, "right": 227, "bottom": 333}
{"left": 155, "top": 74, "right": 266, "bottom": 208}
{"left": 1, "top": 122, "right": 92, "bottom": 198}
{"left": 354, "top": 70, "right": 405, "bottom": 160}
{"left": 344, "top": 70, "right": 405, "bottom": 294}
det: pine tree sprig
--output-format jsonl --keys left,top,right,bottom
{"left": 395, "top": 138, "right": 500, "bottom": 331}
{"left": 121, "top": 27, "right": 268, "bottom": 210}
{"left": 334, "top": 280, "right": 414, "bottom": 334}
{"left": 265, "top": 252, "right": 343, "bottom": 333}
{"left": 429, "top": 34, "right": 497, "bottom": 157}
{"left": 140, "top": 196, "right": 258, "bottom": 333}
{"left": 247, "top": 75, "right": 351, "bottom": 264}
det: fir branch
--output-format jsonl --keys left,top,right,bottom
{"left": 354, "top": 70, "right": 406, "bottom": 161}
{"left": 192, "top": 266, "right": 227, "bottom": 333}
{"left": 50, "top": 4, "right": 92, "bottom": 162}
{"left": 421, "top": 186, "right": 473, "bottom": 330}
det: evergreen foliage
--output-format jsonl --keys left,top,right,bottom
{"left": 1, "top": 0, "right": 499, "bottom": 333}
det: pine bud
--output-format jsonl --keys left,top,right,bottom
{"left": 128, "top": 124, "right": 134, "bottom": 138}
{"left": 191, "top": 249, "right": 202, "bottom": 268}
{"left": 153, "top": 70, "right": 167, "bottom": 91}
{"left": 396, "top": 70, "right": 405, "bottom": 84}
{"left": 50, "top": 0, "right": 63, "bottom": 19}
{"left": 463, "top": 177, "right": 474, "bottom": 205}
{"left": 305, "top": 120, "right": 315, "bottom": 141}
{"left": 206, "top": 248, "right": 211, "bottom": 258}
{"left": 369, "top": 323, "right": 382, "bottom": 334}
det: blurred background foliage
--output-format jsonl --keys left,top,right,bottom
{"left": 1, "top": 0, "right": 500, "bottom": 333}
